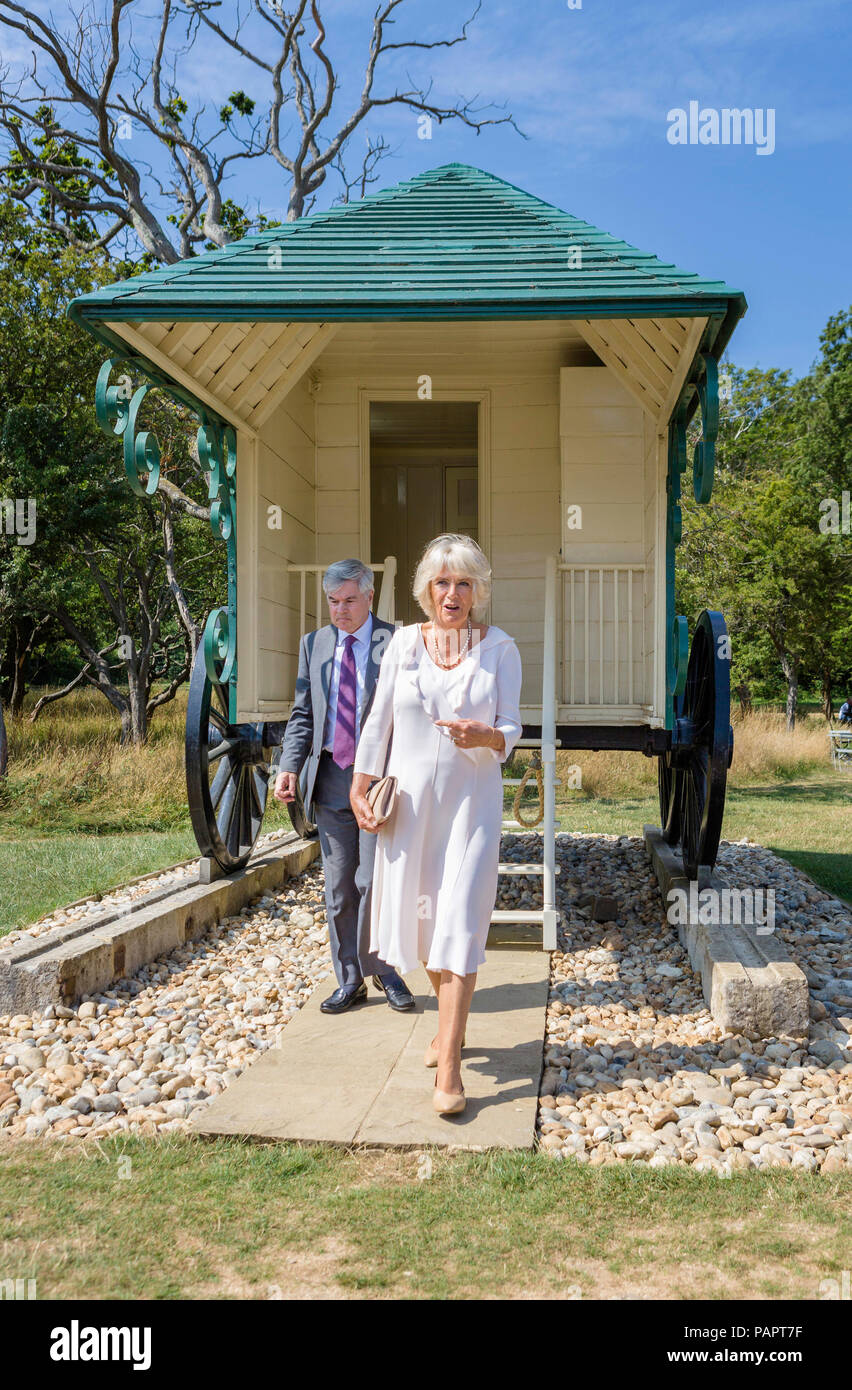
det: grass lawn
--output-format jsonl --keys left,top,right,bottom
{"left": 1, "top": 1135, "right": 849, "bottom": 1300}
{"left": 0, "top": 804, "right": 295, "bottom": 936}
{"left": 1, "top": 774, "right": 849, "bottom": 936}
{"left": 3, "top": 692, "right": 847, "bottom": 929}
{"left": 0, "top": 831, "right": 201, "bottom": 934}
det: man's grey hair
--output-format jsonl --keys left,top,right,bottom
{"left": 322, "top": 558, "right": 374, "bottom": 596}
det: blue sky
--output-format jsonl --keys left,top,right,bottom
{"left": 309, "top": 0, "right": 849, "bottom": 379}
{"left": 6, "top": 0, "right": 850, "bottom": 377}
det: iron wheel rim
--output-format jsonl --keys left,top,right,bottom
{"left": 186, "top": 650, "right": 269, "bottom": 870}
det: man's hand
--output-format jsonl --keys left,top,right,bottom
{"left": 434, "top": 718, "right": 505, "bottom": 754}
{"left": 273, "top": 771, "right": 298, "bottom": 803}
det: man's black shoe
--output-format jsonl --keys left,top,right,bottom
{"left": 372, "top": 974, "right": 416, "bottom": 1011}
{"left": 320, "top": 981, "right": 367, "bottom": 1014}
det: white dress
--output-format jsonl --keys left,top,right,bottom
{"left": 353, "top": 622, "right": 523, "bottom": 977}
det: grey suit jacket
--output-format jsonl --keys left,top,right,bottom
{"left": 278, "top": 616, "right": 397, "bottom": 822}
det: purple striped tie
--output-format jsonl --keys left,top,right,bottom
{"left": 332, "top": 633, "right": 357, "bottom": 769}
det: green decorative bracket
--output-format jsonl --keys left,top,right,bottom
{"left": 666, "top": 409, "right": 687, "bottom": 548}
{"left": 663, "top": 406, "right": 690, "bottom": 725}
{"left": 663, "top": 349, "right": 721, "bottom": 724}
{"left": 94, "top": 358, "right": 238, "bottom": 721}
{"left": 667, "top": 614, "right": 688, "bottom": 697}
{"left": 691, "top": 353, "right": 719, "bottom": 504}
{"left": 95, "top": 358, "right": 160, "bottom": 497}
{"left": 198, "top": 418, "right": 237, "bottom": 693}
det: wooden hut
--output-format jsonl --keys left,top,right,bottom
{"left": 69, "top": 163, "right": 747, "bottom": 945}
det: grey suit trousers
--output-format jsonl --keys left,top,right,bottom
{"left": 313, "top": 751, "right": 396, "bottom": 988}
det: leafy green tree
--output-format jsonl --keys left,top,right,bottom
{"left": 0, "top": 198, "right": 220, "bottom": 736}
{"left": 679, "top": 356, "right": 852, "bottom": 728}
{"left": 1, "top": 398, "right": 220, "bottom": 742}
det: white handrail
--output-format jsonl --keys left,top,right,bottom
{"left": 287, "top": 555, "right": 397, "bottom": 639}
{"left": 828, "top": 728, "right": 852, "bottom": 770}
{"left": 541, "top": 554, "right": 558, "bottom": 949}
{"left": 558, "top": 562, "right": 646, "bottom": 706}
{"left": 375, "top": 555, "right": 396, "bottom": 622}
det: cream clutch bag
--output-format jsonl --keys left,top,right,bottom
{"left": 365, "top": 774, "right": 398, "bottom": 825}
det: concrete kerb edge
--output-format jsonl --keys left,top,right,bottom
{"left": 0, "top": 837, "right": 320, "bottom": 1016}
{"left": 642, "top": 824, "right": 810, "bottom": 1039}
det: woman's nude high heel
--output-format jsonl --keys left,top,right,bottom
{"left": 424, "top": 1034, "right": 465, "bottom": 1068}
{"left": 433, "top": 1075, "right": 466, "bottom": 1115}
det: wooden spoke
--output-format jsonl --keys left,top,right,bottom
{"left": 209, "top": 755, "right": 233, "bottom": 810}
{"left": 657, "top": 749, "right": 682, "bottom": 845}
{"left": 207, "top": 704, "right": 228, "bottom": 734}
{"left": 211, "top": 679, "right": 229, "bottom": 721}
{"left": 286, "top": 778, "right": 317, "bottom": 840}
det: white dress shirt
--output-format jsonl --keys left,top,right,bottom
{"left": 322, "top": 611, "right": 374, "bottom": 753}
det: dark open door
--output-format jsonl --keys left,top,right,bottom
{"left": 369, "top": 401, "right": 478, "bottom": 625}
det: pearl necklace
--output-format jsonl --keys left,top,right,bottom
{"left": 429, "top": 617, "right": 472, "bottom": 669}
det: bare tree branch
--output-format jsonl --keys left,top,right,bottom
{"left": 0, "top": 0, "right": 522, "bottom": 250}
{"left": 27, "top": 641, "right": 118, "bottom": 721}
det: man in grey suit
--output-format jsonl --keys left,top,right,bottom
{"left": 273, "top": 558, "right": 414, "bottom": 1014}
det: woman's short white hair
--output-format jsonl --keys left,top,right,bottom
{"left": 413, "top": 533, "right": 492, "bottom": 621}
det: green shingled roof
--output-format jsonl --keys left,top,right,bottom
{"left": 67, "top": 163, "right": 746, "bottom": 334}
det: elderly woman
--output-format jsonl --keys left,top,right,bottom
{"left": 350, "top": 533, "right": 523, "bottom": 1116}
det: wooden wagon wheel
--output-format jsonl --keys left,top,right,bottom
{"left": 678, "top": 611, "right": 733, "bottom": 880}
{"left": 657, "top": 694, "right": 684, "bottom": 846}
{"left": 185, "top": 647, "right": 271, "bottom": 871}
{"left": 285, "top": 775, "right": 317, "bottom": 840}
{"left": 230, "top": 717, "right": 318, "bottom": 844}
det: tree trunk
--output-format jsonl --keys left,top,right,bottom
{"left": 161, "top": 503, "right": 201, "bottom": 656}
{"left": 821, "top": 670, "right": 834, "bottom": 724}
{"left": 735, "top": 683, "right": 752, "bottom": 717}
{"left": 5, "top": 617, "right": 48, "bottom": 717}
{"left": 779, "top": 654, "right": 799, "bottom": 731}
{"left": 0, "top": 696, "right": 7, "bottom": 777}
{"left": 124, "top": 660, "right": 149, "bottom": 746}
{"left": 9, "top": 620, "right": 33, "bottom": 717}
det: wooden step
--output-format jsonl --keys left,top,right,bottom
{"left": 503, "top": 777, "right": 562, "bottom": 786}
{"left": 490, "top": 909, "right": 548, "bottom": 923}
{"left": 515, "top": 738, "right": 562, "bottom": 748}
{"left": 498, "top": 862, "right": 561, "bottom": 875}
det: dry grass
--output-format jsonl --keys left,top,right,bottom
{"left": 1, "top": 688, "right": 838, "bottom": 834}
{"left": 544, "top": 708, "right": 834, "bottom": 801}
{"left": 1, "top": 687, "right": 189, "bottom": 833}
{"left": 2, "top": 1135, "right": 849, "bottom": 1301}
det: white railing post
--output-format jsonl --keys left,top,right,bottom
{"left": 557, "top": 562, "right": 646, "bottom": 708}
{"left": 376, "top": 554, "right": 397, "bottom": 622}
{"left": 542, "top": 554, "right": 558, "bottom": 950}
{"left": 288, "top": 557, "right": 397, "bottom": 641}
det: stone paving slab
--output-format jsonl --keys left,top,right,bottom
{"left": 0, "top": 835, "right": 320, "bottom": 1014}
{"left": 644, "top": 825, "right": 809, "bottom": 1039}
{"left": 190, "top": 947, "right": 550, "bottom": 1150}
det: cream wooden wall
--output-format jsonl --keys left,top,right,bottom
{"left": 237, "top": 374, "right": 316, "bottom": 718}
{"left": 645, "top": 419, "right": 667, "bottom": 726}
{"left": 312, "top": 321, "right": 585, "bottom": 711}
{"left": 559, "top": 367, "right": 658, "bottom": 719}
{"left": 238, "top": 323, "right": 664, "bottom": 725}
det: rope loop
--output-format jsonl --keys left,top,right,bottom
{"left": 512, "top": 750, "right": 545, "bottom": 827}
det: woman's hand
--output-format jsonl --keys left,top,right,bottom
{"left": 435, "top": 718, "right": 505, "bottom": 754}
{"left": 350, "top": 770, "right": 381, "bottom": 833}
